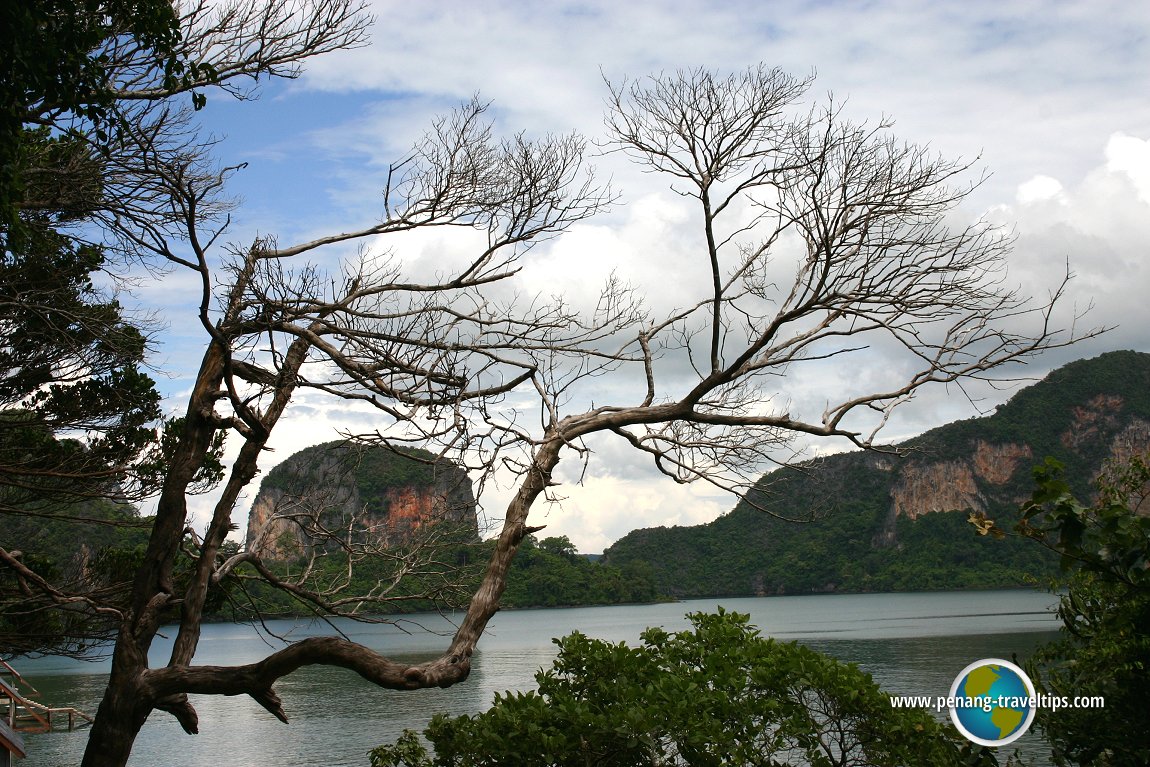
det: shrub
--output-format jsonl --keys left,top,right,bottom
{"left": 370, "top": 609, "right": 983, "bottom": 766}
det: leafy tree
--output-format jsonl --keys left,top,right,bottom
{"left": 537, "top": 535, "right": 579, "bottom": 560}
{"left": 0, "top": 129, "right": 238, "bottom": 660}
{"left": 0, "top": 0, "right": 184, "bottom": 225}
{"left": 1, "top": 0, "right": 241, "bottom": 653}
{"left": 496, "top": 535, "right": 662, "bottom": 608}
{"left": 0, "top": 186, "right": 167, "bottom": 657}
{"left": 0, "top": 216, "right": 161, "bottom": 504}
{"left": 369, "top": 610, "right": 987, "bottom": 767}
{"left": 1013, "top": 455, "right": 1150, "bottom": 766}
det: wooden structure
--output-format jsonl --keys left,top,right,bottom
{"left": 1, "top": 676, "right": 26, "bottom": 766}
{"left": 1, "top": 659, "right": 94, "bottom": 763}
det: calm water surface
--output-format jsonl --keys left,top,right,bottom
{"left": 15, "top": 590, "right": 1061, "bottom": 766}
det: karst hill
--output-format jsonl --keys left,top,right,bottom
{"left": 603, "top": 350, "right": 1150, "bottom": 597}
{"left": 244, "top": 442, "right": 479, "bottom": 559}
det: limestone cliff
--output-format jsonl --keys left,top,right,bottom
{"left": 890, "top": 460, "right": 983, "bottom": 520}
{"left": 245, "top": 442, "right": 477, "bottom": 560}
{"left": 887, "top": 441, "right": 1033, "bottom": 523}
{"left": 887, "top": 407, "right": 1150, "bottom": 515}
{"left": 878, "top": 403, "right": 1150, "bottom": 547}
{"left": 1108, "top": 419, "right": 1150, "bottom": 467}
{"left": 1062, "top": 394, "right": 1127, "bottom": 450}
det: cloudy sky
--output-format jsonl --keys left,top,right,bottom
{"left": 149, "top": 1, "right": 1150, "bottom": 553}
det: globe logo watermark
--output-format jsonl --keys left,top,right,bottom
{"left": 889, "top": 659, "right": 1105, "bottom": 742}
{"left": 948, "top": 658, "right": 1037, "bottom": 747}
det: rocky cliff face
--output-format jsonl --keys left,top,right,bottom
{"left": 1062, "top": 394, "right": 1127, "bottom": 450}
{"left": 888, "top": 441, "right": 1033, "bottom": 522}
{"left": 877, "top": 396, "right": 1150, "bottom": 546}
{"left": 245, "top": 442, "right": 477, "bottom": 560}
{"left": 1109, "top": 419, "right": 1150, "bottom": 467}
{"left": 890, "top": 460, "right": 983, "bottom": 521}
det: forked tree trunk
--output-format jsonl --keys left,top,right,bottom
{"left": 80, "top": 338, "right": 230, "bottom": 766}
{"left": 78, "top": 379, "right": 565, "bottom": 767}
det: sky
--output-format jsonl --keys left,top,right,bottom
{"left": 143, "top": 0, "right": 1150, "bottom": 554}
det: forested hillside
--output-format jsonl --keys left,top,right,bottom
{"left": 10, "top": 352, "right": 1147, "bottom": 632}
{"left": 604, "top": 351, "right": 1150, "bottom": 597}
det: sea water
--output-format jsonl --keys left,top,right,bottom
{"left": 15, "top": 589, "right": 1061, "bottom": 766}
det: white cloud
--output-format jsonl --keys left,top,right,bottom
{"left": 138, "top": 3, "right": 1150, "bottom": 555}
{"left": 1016, "top": 175, "right": 1064, "bottom": 204}
{"left": 1105, "top": 133, "right": 1150, "bottom": 205}
{"left": 526, "top": 473, "right": 730, "bottom": 555}
{"left": 517, "top": 192, "right": 697, "bottom": 315}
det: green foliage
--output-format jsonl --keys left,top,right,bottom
{"left": 0, "top": 216, "right": 159, "bottom": 434}
{"left": 0, "top": 0, "right": 199, "bottom": 224}
{"left": 138, "top": 416, "right": 228, "bottom": 495}
{"left": 370, "top": 610, "right": 986, "bottom": 767}
{"left": 0, "top": 502, "right": 241, "bottom": 658}
{"left": 1015, "top": 456, "right": 1150, "bottom": 766}
{"left": 260, "top": 442, "right": 442, "bottom": 497}
{"left": 0, "top": 498, "right": 152, "bottom": 658}
{"left": 218, "top": 534, "right": 663, "bottom": 620}
{"left": 1017, "top": 457, "right": 1150, "bottom": 586}
{"left": 537, "top": 535, "right": 578, "bottom": 559}
{"left": 0, "top": 216, "right": 165, "bottom": 517}
{"left": 499, "top": 535, "right": 662, "bottom": 609}
{"left": 224, "top": 538, "right": 484, "bottom": 619}
{"left": 0, "top": 4, "right": 233, "bottom": 661}
{"left": 354, "top": 446, "right": 441, "bottom": 505}
{"left": 0, "top": 234, "right": 221, "bottom": 652}
{"left": 608, "top": 461, "right": 1054, "bottom": 599}
{"left": 1, "top": 0, "right": 182, "bottom": 120}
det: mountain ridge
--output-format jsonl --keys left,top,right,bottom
{"left": 603, "top": 350, "right": 1150, "bottom": 597}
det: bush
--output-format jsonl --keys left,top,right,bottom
{"left": 1016, "top": 456, "right": 1150, "bottom": 766}
{"left": 370, "top": 610, "right": 984, "bottom": 766}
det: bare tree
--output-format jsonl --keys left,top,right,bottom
{"left": 267, "top": 63, "right": 1098, "bottom": 729}
{"left": 66, "top": 87, "right": 609, "bottom": 762}
{"left": 7, "top": 56, "right": 1100, "bottom": 766}
{"left": 6, "top": 1, "right": 597, "bottom": 763}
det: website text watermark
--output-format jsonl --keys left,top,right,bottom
{"left": 890, "top": 658, "right": 1106, "bottom": 747}
{"left": 889, "top": 693, "right": 1107, "bottom": 713}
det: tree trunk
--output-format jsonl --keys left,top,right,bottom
{"left": 80, "top": 337, "right": 231, "bottom": 766}
{"left": 448, "top": 435, "right": 563, "bottom": 658}
{"left": 78, "top": 433, "right": 564, "bottom": 765}
{"left": 80, "top": 635, "right": 154, "bottom": 767}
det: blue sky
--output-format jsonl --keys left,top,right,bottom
{"left": 149, "top": 1, "right": 1150, "bottom": 553}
